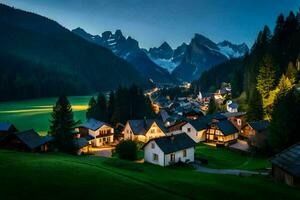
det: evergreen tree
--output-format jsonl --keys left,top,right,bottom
{"left": 86, "top": 97, "right": 97, "bottom": 119}
{"left": 107, "top": 91, "right": 115, "bottom": 123}
{"left": 49, "top": 95, "right": 79, "bottom": 152}
{"left": 256, "top": 55, "right": 276, "bottom": 98}
{"left": 207, "top": 98, "right": 217, "bottom": 114}
{"left": 286, "top": 62, "right": 298, "bottom": 83}
{"left": 95, "top": 93, "right": 108, "bottom": 121}
{"left": 269, "top": 88, "right": 300, "bottom": 153}
{"left": 231, "top": 69, "right": 243, "bottom": 98}
{"left": 247, "top": 87, "right": 263, "bottom": 121}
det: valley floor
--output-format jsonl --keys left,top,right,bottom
{"left": 0, "top": 150, "right": 299, "bottom": 200}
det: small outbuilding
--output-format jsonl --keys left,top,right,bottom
{"left": 143, "top": 133, "right": 196, "bottom": 167}
{"left": 271, "top": 143, "right": 300, "bottom": 186}
{"left": 0, "top": 129, "right": 53, "bottom": 152}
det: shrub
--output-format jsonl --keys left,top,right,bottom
{"left": 115, "top": 140, "right": 138, "bottom": 161}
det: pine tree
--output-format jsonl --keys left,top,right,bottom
{"left": 247, "top": 87, "right": 263, "bottom": 121}
{"left": 256, "top": 55, "right": 276, "bottom": 98}
{"left": 269, "top": 89, "right": 300, "bottom": 153}
{"left": 231, "top": 70, "right": 243, "bottom": 98}
{"left": 286, "top": 62, "right": 298, "bottom": 83}
{"left": 207, "top": 98, "right": 217, "bottom": 114}
{"left": 94, "top": 92, "right": 108, "bottom": 121}
{"left": 86, "top": 97, "right": 97, "bottom": 119}
{"left": 49, "top": 95, "right": 79, "bottom": 152}
{"left": 107, "top": 91, "right": 115, "bottom": 123}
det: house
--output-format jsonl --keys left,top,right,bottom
{"left": 123, "top": 119, "right": 167, "bottom": 143}
{"left": 181, "top": 120, "right": 207, "bottom": 143}
{"left": 143, "top": 133, "right": 196, "bottom": 167}
{"left": 222, "top": 112, "right": 246, "bottom": 130}
{"left": 167, "top": 121, "right": 188, "bottom": 135}
{"left": 183, "top": 108, "right": 204, "bottom": 120}
{"left": 271, "top": 143, "right": 300, "bottom": 186}
{"left": 75, "top": 118, "right": 114, "bottom": 147}
{"left": 0, "top": 129, "right": 53, "bottom": 152}
{"left": 226, "top": 100, "right": 238, "bottom": 113}
{"left": 241, "top": 120, "right": 269, "bottom": 150}
{"left": 240, "top": 120, "right": 269, "bottom": 139}
{"left": 206, "top": 120, "right": 239, "bottom": 145}
{"left": 0, "top": 122, "right": 18, "bottom": 137}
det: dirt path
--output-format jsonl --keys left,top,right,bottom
{"left": 192, "top": 163, "right": 269, "bottom": 176}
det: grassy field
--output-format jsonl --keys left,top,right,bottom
{"left": 195, "top": 144, "right": 271, "bottom": 170}
{"left": 0, "top": 96, "right": 91, "bottom": 134}
{"left": 0, "top": 150, "right": 299, "bottom": 200}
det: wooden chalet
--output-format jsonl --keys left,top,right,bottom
{"left": 240, "top": 120, "right": 269, "bottom": 150}
{"left": 0, "top": 129, "right": 53, "bottom": 152}
{"left": 271, "top": 143, "right": 300, "bottom": 186}
{"left": 206, "top": 120, "right": 239, "bottom": 145}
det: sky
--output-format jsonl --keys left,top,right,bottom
{"left": 1, "top": 0, "right": 299, "bottom": 48}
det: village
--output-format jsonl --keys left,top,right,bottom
{"left": 0, "top": 83, "right": 299, "bottom": 187}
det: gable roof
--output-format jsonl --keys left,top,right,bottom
{"left": 185, "top": 113, "right": 226, "bottom": 131}
{"left": 127, "top": 119, "right": 168, "bottom": 135}
{"left": 77, "top": 118, "right": 113, "bottom": 131}
{"left": 271, "top": 143, "right": 300, "bottom": 178}
{"left": 0, "top": 122, "right": 17, "bottom": 132}
{"left": 214, "top": 120, "right": 239, "bottom": 136}
{"left": 222, "top": 112, "right": 246, "bottom": 118}
{"left": 14, "top": 129, "right": 53, "bottom": 149}
{"left": 248, "top": 120, "right": 269, "bottom": 132}
{"left": 143, "top": 133, "right": 196, "bottom": 154}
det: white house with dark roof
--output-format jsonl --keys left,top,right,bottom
{"left": 123, "top": 119, "right": 167, "bottom": 143}
{"left": 143, "top": 133, "right": 196, "bottom": 167}
{"left": 75, "top": 118, "right": 114, "bottom": 147}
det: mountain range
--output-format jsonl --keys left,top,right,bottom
{"left": 73, "top": 28, "right": 249, "bottom": 82}
{"left": 0, "top": 3, "right": 248, "bottom": 101}
{"left": 0, "top": 4, "right": 146, "bottom": 101}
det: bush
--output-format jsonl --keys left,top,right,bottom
{"left": 115, "top": 140, "right": 138, "bottom": 161}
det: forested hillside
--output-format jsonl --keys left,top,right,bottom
{"left": 0, "top": 4, "right": 146, "bottom": 101}
{"left": 192, "top": 10, "right": 300, "bottom": 98}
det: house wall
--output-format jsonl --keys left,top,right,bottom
{"left": 272, "top": 165, "right": 295, "bottom": 186}
{"left": 144, "top": 140, "right": 165, "bottom": 166}
{"left": 123, "top": 122, "right": 165, "bottom": 143}
{"left": 206, "top": 128, "right": 238, "bottom": 143}
{"left": 76, "top": 125, "right": 114, "bottom": 147}
{"left": 182, "top": 123, "right": 206, "bottom": 143}
{"left": 144, "top": 141, "right": 195, "bottom": 167}
{"left": 164, "top": 147, "right": 195, "bottom": 166}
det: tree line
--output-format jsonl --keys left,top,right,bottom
{"left": 86, "top": 85, "right": 155, "bottom": 125}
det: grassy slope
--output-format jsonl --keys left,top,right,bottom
{"left": 195, "top": 144, "right": 270, "bottom": 170}
{"left": 0, "top": 150, "right": 299, "bottom": 200}
{"left": 0, "top": 96, "right": 91, "bottom": 134}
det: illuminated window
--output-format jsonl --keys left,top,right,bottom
{"left": 237, "top": 119, "right": 242, "bottom": 126}
{"left": 150, "top": 129, "right": 155, "bottom": 133}
{"left": 153, "top": 153, "right": 158, "bottom": 161}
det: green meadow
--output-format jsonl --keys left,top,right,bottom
{"left": 0, "top": 150, "right": 299, "bottom": 200}
{"left": 0, "top": 96, "right": 91, "bottom": 134}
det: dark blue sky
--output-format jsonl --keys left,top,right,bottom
{"left": 1, "top": 0, "right": 299, "bottom": 48}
